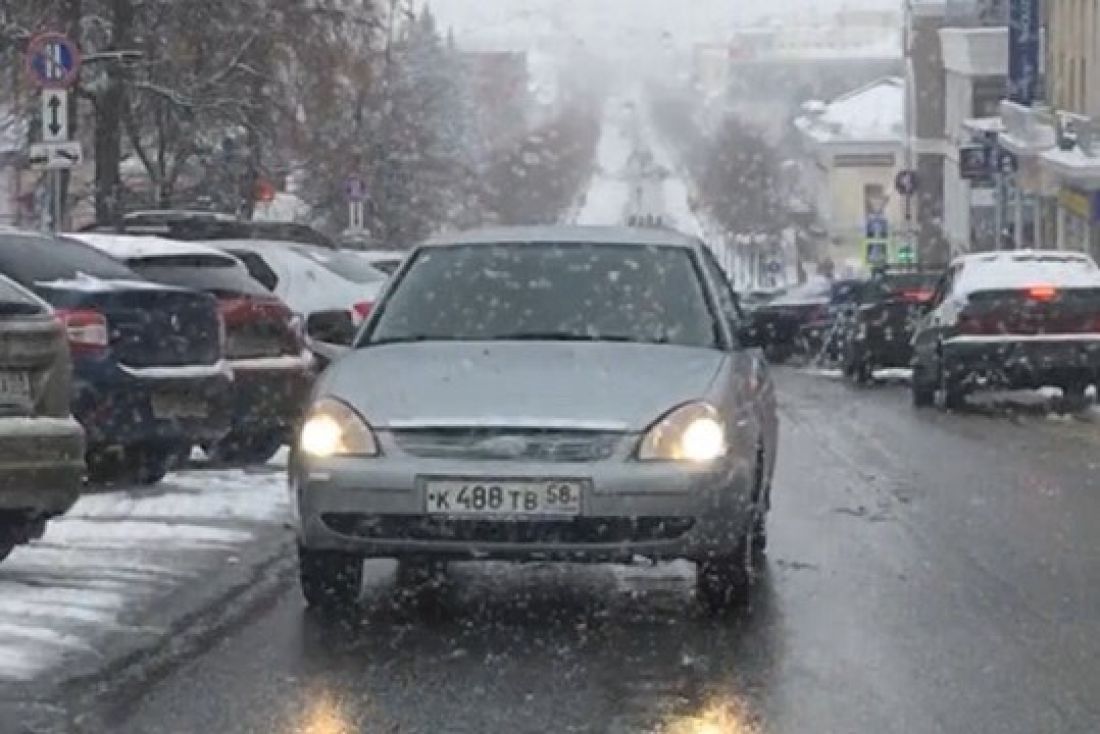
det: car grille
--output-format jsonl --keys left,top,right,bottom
{"left": 391, "top": 428, "right": 624, "bottom": 462}
{"left": 321, "top": 514, "right": 695, "bottom": 544}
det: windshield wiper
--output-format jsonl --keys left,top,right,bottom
{"left": 489, "top": 332, "right": 669, "bottom": 344}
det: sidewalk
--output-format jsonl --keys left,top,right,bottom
{"left": 0, "top": 455, "right": 292, "bottom": 721}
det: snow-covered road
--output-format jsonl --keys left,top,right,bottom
{"left": 573, "top": 96, "right": 707, "bottom": 242}
{"left": 0, "top": 455, "right": 289, "bottom": 685}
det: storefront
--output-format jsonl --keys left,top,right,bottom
{"left": 1056, "top": 186, "right": 1100, "bottom": 258}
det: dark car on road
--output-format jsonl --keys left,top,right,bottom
{"left": 291, "top": 226, "right": 778, "bottom": 613}
{"left": 0, "top": 272, "right": 85, "bottom": 563}
{"left": 0, "top": 230, "right": 232, "bottom": 484}
{"left": 840, "top": 269, "right": 939, "bottom": 384}
{"left": 912, "top": 250, "right": 1100, "bottom": 410}
{"left": 745, "top": 277, "right": 864, "bottom": 362}
{"left": 71, "top": 234, "right": 313, "bottom": 464}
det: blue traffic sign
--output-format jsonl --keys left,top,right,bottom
{"left": 865, "top": 215, "right": 889, "bottom": 240}
{"left": 25, "top": 33, "right": 81, "bottom": 89}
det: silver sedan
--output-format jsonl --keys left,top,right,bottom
{"left": 290, "top": 226, "right": 778, "bottom": 612}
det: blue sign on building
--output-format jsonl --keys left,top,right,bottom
{"left": 1007, "top": 0, "right": 1040, "bottom": 105}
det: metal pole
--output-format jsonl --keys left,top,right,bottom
{"left": 993, "top": 148, "right": 1004, "bottom": 250}
{"left": 1013, "top": 179, "right": 1024, "bottom": 249}
{"left": 51, "top": 170, "right": 62, "bottom": 233}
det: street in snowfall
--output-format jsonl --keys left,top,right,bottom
{"left": 1, "top": 91, "right": 1099, "bottom": 733}
{"left": 4, "top": 0, "right": 1100, "bottom": 733}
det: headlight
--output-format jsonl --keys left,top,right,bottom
{"left": 299, "top": 397, "right": 379, "bottom": 458}
{"left": 637, "top": 402, "right": 727, "bottom": 462}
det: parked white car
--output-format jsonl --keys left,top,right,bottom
{"left": 206, "top": 239, "right": 388, "bottom": 351}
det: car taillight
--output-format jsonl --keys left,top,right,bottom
{"left": 1026, "top": 285, "right": 1058, "bottom": 302}
{"left": 899, "top": 288, "right": 934, "bottom": 303}
{"left": 352, "top": 301, "right": 374, "bottom": 321}
{"left": 55, "top": 308, "right": 109, "bottom": 356}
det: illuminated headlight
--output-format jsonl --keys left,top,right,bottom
{"left": 299, "top": 397, "right": 379, "bottom": 458}
{"left": 637, "top": 402, "right": 728, "bottom": 462}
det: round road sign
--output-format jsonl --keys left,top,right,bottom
{"left": 895, "top": 169, "right": 919, "bottom": 196}
{"left": 25, "top": 32, "right": 82, "bottom": 90}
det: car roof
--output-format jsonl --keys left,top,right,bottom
{"left": 123, "top": 209, "right": 236, "bottom": 222}
{"left": 420, "top": 226, "right": 702, "bottom": 249}
{"left": 66, "top": 233, "right": 236, "bottom": 262}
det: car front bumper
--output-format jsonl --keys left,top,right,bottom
{"left": 942, "top": 335, "right": 1100, "bottom": 388}
{"left": 291, "top": 442, "right": 757, "bottom": 563}
{"left": 0, "top": 416, "right": 85, "bottom": 517}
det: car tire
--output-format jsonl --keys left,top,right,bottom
{"left": 751, "top": 512, "right": 768, "bottom": 558}
{"left": 1058, "top": 383, "right": 1091, "bottom": 414}
{"left": 853, "top": 359, "right": 874, "bottom": 386}
{"left": 395, "top": 559, "right": 448, "bottom": 590}
{"left": 127, "top": 447, "right": 175, "bottom": 486}
{"left": 298, "top": 546, "right": 363, "bottom": 613}
{"left": 205, "top": 431, "right": 284, "bottom": 465}
{"left": 911, "top": 363, "right": 935, "bottom": 407}
{"left": 696, "top": 536, "right": 754, "bottom": 613}
{"left": 940, "top": 361, "right": 967, "bottom": 411}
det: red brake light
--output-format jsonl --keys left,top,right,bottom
{"left": 900, "top": 288, "right": 934, "bottom": 303}
{"left": 1026, "top": 285, "right": 1058, "bottom": 302}
{"left": 352, "top": 301, "right": 374, "bottom": 320}
{"left": 55, "top": 308, "right": 109, "bottom": 356}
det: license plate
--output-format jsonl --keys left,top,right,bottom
{"left": 151, "top": 393, "right": 208, "bottom": 419}
{"left": 425, "top": 479, "right": 584, "bottom": 518}
{"left": 0, "top": 371, "right": 30, "bottom": 405}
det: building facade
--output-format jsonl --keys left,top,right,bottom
{"left": 1040, "top": 0, "right": 1100, "bottom": 257}
{"left": 795, "top": 78, "right": 907, "bottom": 273}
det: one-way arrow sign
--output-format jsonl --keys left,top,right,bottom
{"left": 41, "top": 90, "right": 68, "bottom": 143}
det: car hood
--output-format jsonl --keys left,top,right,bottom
{"left": 323, "top": 341, "right": 727, "bottom": 432}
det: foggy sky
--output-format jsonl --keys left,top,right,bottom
{"left": 432, "top": 0, "right": 899, "bottom": 48}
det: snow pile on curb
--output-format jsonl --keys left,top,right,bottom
{"left": 0, "top": 463, "right": 288, "bottom": 682}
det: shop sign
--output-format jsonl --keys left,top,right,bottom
{"left": 1058, "top": 187, "right": 1100, "bottom": 223}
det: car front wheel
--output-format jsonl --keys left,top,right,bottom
{"left": 911, "top": 362, "right": 936, "bottom": 407}
{"left": 696, "top": 535, "right": 754, "bottom": 613}
{"left": 298, "top": 547, "right": 363, "bottom": 613}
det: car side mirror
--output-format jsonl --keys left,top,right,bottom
{"left": 306, "top": 309, "right": 357, "bottom": 347}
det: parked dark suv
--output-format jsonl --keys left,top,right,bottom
{"left": 0, "top": 230, "right": 232, "bottom": 484}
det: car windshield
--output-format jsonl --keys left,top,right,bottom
{"left": 0, "top": 234, "right": 140, "bottom": 285}
{"left": 367, "top": 242, "right": 719, "bottom": 347}
{"left": 291, "top": 246, "right": 388, "bottom": 284}
{"left": 126, "top": 254, "right": 270, "bottom": 297}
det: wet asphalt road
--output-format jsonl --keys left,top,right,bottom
{"left": 86, "top": 368, "right": 1100, "bottom": 734}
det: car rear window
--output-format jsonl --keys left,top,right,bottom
{"left": 0, "top": 234, "right": 140, "bottom": 286}
{"left": 125, "top": 254, "right": 269, "bottom": 297}
{"left": 954, "top": 253, "right": 1100, "bottom": 295}
{"left": 0, "top": 274, "right": 46, "bottom": 316}
{"left": 292, "top": 247, "right": 387, "bottom": 284}
{"left": 367, "top": 242, "right": 719, "bottom": 348}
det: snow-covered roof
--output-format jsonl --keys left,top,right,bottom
{"left": 795, "top": 77, "right": 905, "bottom": 145}
{"left": 66, "top": 233, "right": 236, "bottom": 263}
{"left": 1040, "top": 146, "right": 1100, "bottom": 183}
{"left": 953, "top": 250, "right": 1100, "bottom": 295}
